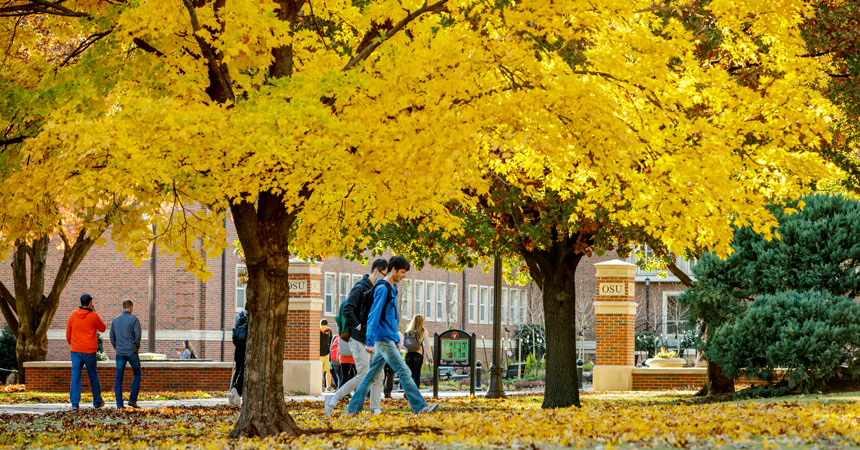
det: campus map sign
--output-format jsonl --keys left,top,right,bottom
{"left": 433, "top": 329, "right": 476, "bottom": 398}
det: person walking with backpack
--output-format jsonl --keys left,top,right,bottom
{"left": 346, "top": 256, "right": 439, "bottom": 415}
{"left": 110, "top": 299, "right": 142, "bottom": 409}
{"left": 66, "top": 294, "right": 106, "bottom": 410}
{"left": 323, "top": 259, "right": 388, "bottom": 416}
{"left": 403, "top": 314, "right": 431, "bottom": 388}
{"left": 229, "top": 310, "right": 248, "bottom": 405}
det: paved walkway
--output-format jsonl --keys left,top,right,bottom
{"left": 0, "top": 389, "right": 537, "bottom": 415}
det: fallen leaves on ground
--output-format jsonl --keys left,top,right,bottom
{"left": 1, "top": 392, "right": 859, "bottom": 449}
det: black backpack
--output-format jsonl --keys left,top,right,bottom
{"left": 359, "top": 283, "right": 395, "bottom": 328}
{"left": 232, "top": 312, "right": 248, "bottom": 345}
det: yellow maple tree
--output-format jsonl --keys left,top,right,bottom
{"left": 1, "top": 0, "right": 843, "bottom": 437}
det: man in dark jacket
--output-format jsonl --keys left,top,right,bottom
{"left": 229, "top": 310, "right": 248, "bottom": 405}
{"left": 323, "top": 258, "right": 388, "bottom": 416}
{"left": 110, "top": 299, "right": 142, "bottom": 408}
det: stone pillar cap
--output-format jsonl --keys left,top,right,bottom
{"left": 594, "top": 259, "right": 636, "bottom": 267}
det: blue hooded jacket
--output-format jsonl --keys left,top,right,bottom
{"left": 366, "top": 279, "right": 399, "bottom": 345}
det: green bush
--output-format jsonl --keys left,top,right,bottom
{"left": 635, "top": 331, "right": 658, "bottom": 358}
{"left": 0, "top": 325, "right": 17, "bottom": 381}
{"left": 708, "top": 290, "right": 860, "bottom": 394}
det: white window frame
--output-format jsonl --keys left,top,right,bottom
{"left": 468, "top": 285, "right": 477, "bottom": 323}
{"left": 338, "top": 273, "right": 351, "bottom": 316}
{"left": 501, "top": 288, "right": 508, "bottom": 324}
{"left": 519, "top": 290, "right": 527, "bottom": 324}
{"left": 479, "top": 286, "right": 489, "bottom": 323}
{"left": 448, "top": 283, "right": 458, "bottom": 323}
{"left": 425, "top": 281, "right": 435, "bottom": 321}
{"left": 402, "top": 279, "right": 413, "bottom": 318}
{"left": 323, "top": 272, "right": 337, "bottom": 315}
{"left": 662, "top": 291, "right": 689, "bottom": 342}
{"left": 509, "top": 289, "right": 517, "bottom": 325}
{"left": 489, "top": 287, "right": 495, "bottom": 323}
{"left": 236, "top": 264, "right": 247, "bottom": 312}
{"left": 415, "top": 280, "right": 425, "bottom": 320}
{"left": 436, "top": 283, "right": 446, "bottom": 321}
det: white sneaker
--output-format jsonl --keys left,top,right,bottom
{"left": 418, "top": 403, "right": 439, "bottom": 414}
{"left": 371, "top": 408, "right": 382, "bottom": 415}
{"left": 324, "top": 395, "right": 337, "bottom": 417}
{"left": 228, "top": 388, "right": 240, "bottom": 405}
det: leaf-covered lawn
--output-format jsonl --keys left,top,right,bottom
{"left": 1, "top": 391, "right": 859, "bottom": 449}
{"left": 0, "top": 385, "right": 222, "bottom": 404}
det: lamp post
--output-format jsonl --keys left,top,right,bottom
{"left": 644, "top": 277, "right": 651, "bottom": 334}
{"left": 485, "top": 255, "right": 506, "bottom": 398}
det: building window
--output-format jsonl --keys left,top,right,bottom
{"left": 236, "top": 264, "right": 247, "bottom": 311}
{"left": 489, "top": 287, "right": 495, "bottom": 322}
{"left": 448, "top": 283, "right": 458, "bottom": 323}
{"left": 425, "top": 282, "right": 435, "bottom": 320}
{"left": 324, "top": 273, "right": 336, "bottom": 314}
{"left": 436, "top": 283, "right": 445, "bottom": 321}
{"left": 415, "top": 281, "right": 425, "bottom": 319}
{"left": 402, "top": 279, "right": 413, "bottom": 317}
{"left": 509, "top": 289, "right": 517, "bottom": 324}
{"left": 338, "top": 274, "right": 351, "bottom": 315}
{"left": 469, "top": 285, "right": 477, "bottom": 323}
{"left": 662, "top": 292, "right": 692, "bottom": 346}
{"left": 501, "top": 288, "right": 508, "bottom": 324}
{"left": 479, "top": 286, "right": 488, "bottom": 323}
{"left": 519, "top": 290, "right": 527, "bottom": 324}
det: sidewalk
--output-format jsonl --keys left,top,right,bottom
{"left": 0, "top": 389, "right": 532, "bottom": 415}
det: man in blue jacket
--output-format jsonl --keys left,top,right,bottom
{"left": 346, "top": 256, "right": 438, "bottom": 414}
{"left": 110, "top": 299, "right": 142, "bottom": 409}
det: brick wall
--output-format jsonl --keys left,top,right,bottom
{"left": 595, "top": 314, "right": 635, "bottom": 366}
{"left": 632, "top": 369, "right": 708, "bottom": 390}
{"left": 24, "top": 362, "right": 233, "bottom": 393}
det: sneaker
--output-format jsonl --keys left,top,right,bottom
{"left": 228, "top": 388, "right": 240, "bottom": 405}
{"left": 127, "top": 402, "right": 141, "bottom": 409}
{"left": 371, "top": 408, "right": 382, "bottom": 415}
{"left": 324, "top": 395, "right": 337, "bottom": 417}
{"left": 418, "top": 403, "right": 439, "bottom": 414}
{"left": 94, "top": 401, "right": 104, "bottom": 409}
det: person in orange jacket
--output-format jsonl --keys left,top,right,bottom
{"left": 66, "top": 293, "right": 106, "bottom": 409}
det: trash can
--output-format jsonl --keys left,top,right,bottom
{"left": 476, "top": 360, "right": 482, "bottom": 388}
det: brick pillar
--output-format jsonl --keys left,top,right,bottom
{"left": 592, "top": 259, "right": 637, "bottom": 391}
{"left": 283, "top": 258, "right": 324, "bottom": 395}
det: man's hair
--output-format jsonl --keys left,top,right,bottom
{"left": 80, "top": 294, "right": 93, "bottom": 307}
{"left": 371, "top": 258, "right": 388, "bottom": 273}
{"left": 388, "top": 255, "right": 410, "bottom": 272}
{"left": 320, "top": 319, "right": 328, "bottom": 326}
{"left": 122, "top": 299, "right": 134, "bottom": 310}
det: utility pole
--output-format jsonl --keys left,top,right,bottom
{"left": 148, "top": 224, "right": 157, "bottom": 352}
{"left": 485, "top": 255, "right": 506, "bottom": 398}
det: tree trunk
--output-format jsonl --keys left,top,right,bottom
{"left": 696, "top": 360, "right": 734, "bottom": 396}
{"left": 229, "top": 195, "right": 302, "bottom": 438}
{"left": 15, "top": 330, "right": 47, "bottom": 384}
{"left": 522, "top": 238, "right": 584, "bottom": 408}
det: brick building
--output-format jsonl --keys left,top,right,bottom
{"left": 0, "top": 218, "right": 695, "bottom": 364}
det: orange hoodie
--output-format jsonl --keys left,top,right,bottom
{"left": 66, "top": 307, "right": 106, "bottom": 353}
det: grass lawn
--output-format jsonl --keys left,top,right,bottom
{"left": 0, "top": 386, "right": 224, "bottom": 404}
{"left": 1, "top": 390, "right": 859, "bottom": 449}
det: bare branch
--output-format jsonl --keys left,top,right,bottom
{"left": 343, "top": 0, "right": 447, "bottom": 71}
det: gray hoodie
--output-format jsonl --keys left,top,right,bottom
{"left": 110, "top": 311, "right": 141, "bottom": 356}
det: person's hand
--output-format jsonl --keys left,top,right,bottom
{"left": 366, "top": 346, "right": 375, "bottom": 354}
{"left": 355, "top": 324, "right": 362, "bottom": 331}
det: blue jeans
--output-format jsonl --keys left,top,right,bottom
{"left": 114, "top": 353, "right": 142, "bottom": 407}
{"left": 70, "top": 352, "right": 102, "bottom": 408}
{"left": 347, "top": 341, "right": 427, "bottom": 413}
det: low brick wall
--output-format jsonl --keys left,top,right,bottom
{"left": 632, "top": 367, "right": 707, "bottom": 390}
{"left": 24, "top": 361, "right": 234, "bottom": 393}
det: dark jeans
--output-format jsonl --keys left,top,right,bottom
{"left": 340, "top": 363, "right": 356, "bottom": 387}
{"left": 70, "top": 352, "right": 102, "bottom": 408}
{"left": 331, "top": 363, "right": 341, "bottom": 389}
{"left": 114, "top": 353, "right": 142, "bottom": 407}
{"left": 383, "top": 364, "right": 394, "bottom": 398}
{"left": 405, "top": 352, "right": 423, "bottom": 388}
{"left": 231, "top": 340, "right": 246, "bottom": 395}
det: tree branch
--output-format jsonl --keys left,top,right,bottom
{"left": 342, "top": 0, "right": 447, "bottom": 71}
{"left": 0, "top": 0, "right": 90, "bottom": 17}
{"left": 0, "top": 281, "right": 18, "bottom": 334}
